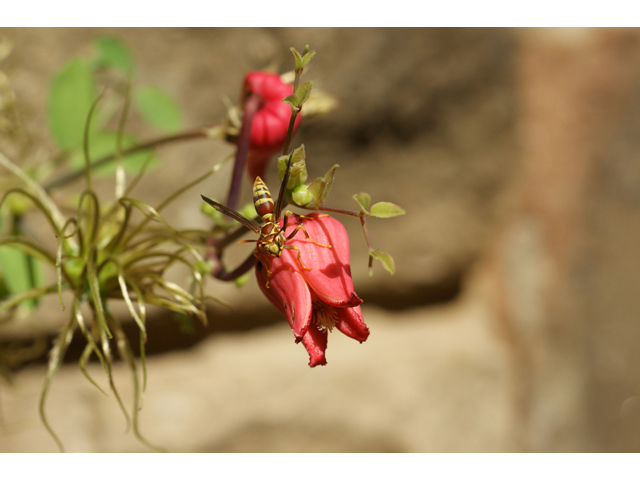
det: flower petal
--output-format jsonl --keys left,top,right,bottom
{"left": 334, "top": 304, "right": 370, "bottom": 343}
{"left": 244, "top": 72, "right": 302, "bottom": 155}
{"left": 301, "top": 323, "right": 328, "bottom": 367}
{"left": 283, "top": 214, "right": 362, "bottom": 307}
{"left": 255, "top": 257, "right": 312, "bottom": 340}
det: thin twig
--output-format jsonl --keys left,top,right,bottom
{"left": 44, "top": 127, "right": 215, "bottom": 191}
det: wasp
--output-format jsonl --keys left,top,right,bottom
{"left": 201, "top": 155, "right": 331, "bottom": 277}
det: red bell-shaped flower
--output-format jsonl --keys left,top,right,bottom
{"left": 255, "top": 213, "right": 369, "bottom": 367}
{"left": 242, "top": 72, "right": 303, "bottom": 179}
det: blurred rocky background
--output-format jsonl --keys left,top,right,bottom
{"left": 1, "top": 27, "right": 640, "bottom": 452}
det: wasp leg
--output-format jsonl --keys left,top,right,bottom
{"left": 237, "top": 239, "right": 258, "bottom": 246}
{"left": 283, "top": 244, "right": 312, "bottom": 271}
{"left": 283, "top": 211, "right": 332, "bottom": 250}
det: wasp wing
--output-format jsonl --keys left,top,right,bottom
{"left": 275, "top": 152, "right": 294, "bottom": 221}
{"left": 201, "top": 195, "right": 260, "bottom": 233}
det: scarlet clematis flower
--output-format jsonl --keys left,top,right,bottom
{"left": 255, "top": 213, "right": 369, "bottom": 367}
{"left": 242, "top": 72, "right": 303, "bottom": 179}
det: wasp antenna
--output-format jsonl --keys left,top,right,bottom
{"left": 201, "top": 194, "right": 260, "bottom": 233}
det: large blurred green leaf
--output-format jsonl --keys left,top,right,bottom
{"left": 48, "top": 58, "right": 96, "bottom": 150}
{"left": 0, "top": 230, "right": 45, "bottom": 312}
{"left": 134, "top": 86, "right": 182, "bottom": 133}
{"left": 69, "top": 131, "right": 156, "bottom": 175}
{"left": 92, "top": 36, "right": 135, "bottom": 73}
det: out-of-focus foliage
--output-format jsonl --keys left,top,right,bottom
{"left": 47, "top": 36, "right": 182, "bottom": 175}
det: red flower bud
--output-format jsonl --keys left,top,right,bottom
{"left": 242, "top": 72, "right": 302, "bottom": 179}
{"left": 255, "top": 214, "right": 369, "bottom": 367}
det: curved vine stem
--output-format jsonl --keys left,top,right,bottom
{"left": 43, "top": 126, "right": 217, "bottom": 191}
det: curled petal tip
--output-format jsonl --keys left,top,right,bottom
{"left": 348, "top": 292, "right": 363, "bottom": 307}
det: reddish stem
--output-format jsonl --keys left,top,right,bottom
{"left": 226, "top": 93, "right": 263, "bottom": 210}
{"left": 209, "top": 247, "right": 256, "bottom": 281}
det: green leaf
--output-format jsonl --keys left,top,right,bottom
{"left": 69, "top": 131, "right": 156, "bottom": 176}
{"left": 283, "top": 94, "right": 299, "bottom": 109}
{"left": 352, "top": 192, "right": 371, "bottom": 214}
{"left": 308, "top": 164, "right": 339, "bottom": 208}
{"left": 48, "top": 58, "right": 96, "bottom": 149}
{"left": 369, "top": 202, "right": 406, "bottom": 218}
{"left": 300, "top": 51, "right": 316, "bottom": 69}
{"left": 134, "top": 86, "right": 182, "bottom": 133}
{"left": 290, "top": 47, "right": 303, "bottom": 70}
{"left": 278, "top": 145, "right": 308, "bottom": 187}
{"left": 369, "top": 249, "right": 396, "bottom": 275}
{"left": 294, "top": 81, "right": 312, "bottom": 106}
{"left": 92, "top": 36, "right": 135, "bottom": 73}
{"left": 0, "top": 247, "right": 45, "bottom": 312}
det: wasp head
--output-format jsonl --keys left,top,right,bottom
{"left": 259, "top": 233, "right": 284, "bottom": 258}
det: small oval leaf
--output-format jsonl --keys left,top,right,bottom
{"left": 370, "top": 202, "right": 406, "bottom": 218}
{"left": 369, "top": 249, "right": 396, "bottom": 275}
{"left": 295, "top": 81, "right": 312, "bottom": 106}
{"left": 352, "top": 192, "right": 371, "bottom": 213}
{"left": 283, "top": 94, "right": 299, "bottom": 109}
{"left": 300, "top": 51, "right": 316, "bottom": 69}
{"left": 290, "top": 47, "right": 303, "bottom": 69}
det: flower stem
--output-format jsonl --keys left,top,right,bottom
{"left": 225, "top": 93, "right": 263, "bottom": 210}
{"left": 281, "top": 110, "right": 299, "bottom": 157}
{"left": 209, "top": 248, "right": 256, "bottom": 281}
{"left": 298, "top": 203, "right": 361, "bottom": 218}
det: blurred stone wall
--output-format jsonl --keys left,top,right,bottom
{"left": 1, "top": 28, "right": 639, "bottom": 452}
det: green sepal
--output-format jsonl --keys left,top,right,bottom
{"left": 292, "top": 185, "right": 314, "bottom": 206}
{"left": 308, "top": 164, "right": 339, "bottom": 208}
{"left": 369, "top": 201, "right": 406, "bottom": 218}
{"left": 369, "top": 249, "right": 396, "bottom": 276}
{"left": 352, "top": 192, "right": 371, "bottom": 214}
